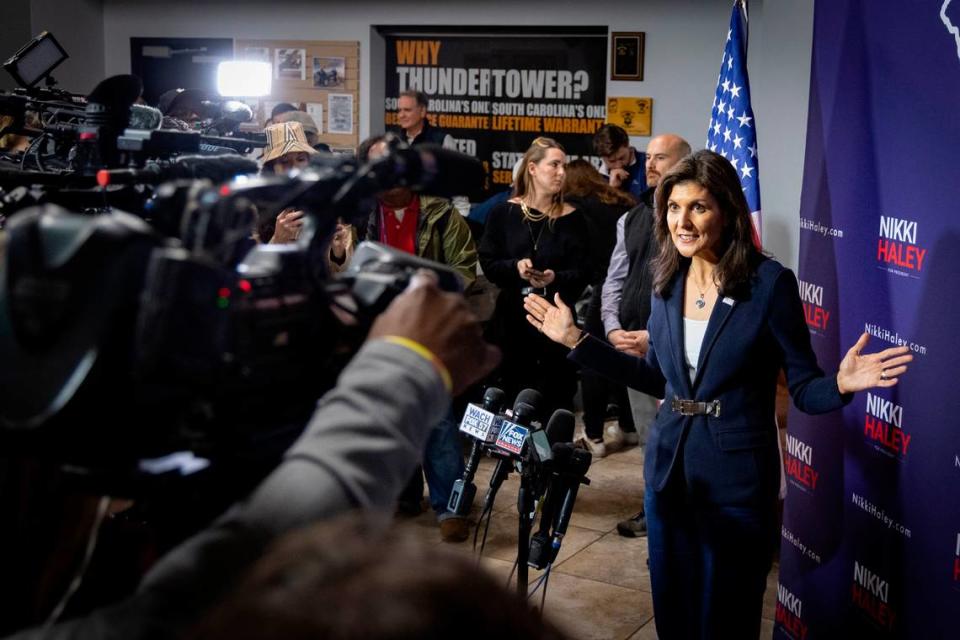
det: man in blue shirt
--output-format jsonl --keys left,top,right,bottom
{"left": 593, "top": 124, "right": 646, "bottom": 199}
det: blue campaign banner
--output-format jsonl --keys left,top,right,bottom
{"left": 777, "top": 1, "right": 960, "bottom": 638}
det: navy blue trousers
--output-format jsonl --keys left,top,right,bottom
{"left": 644, "top": 473, "right": 778, "bottom": 639}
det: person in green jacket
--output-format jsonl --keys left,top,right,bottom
{"left": 356, "top": 135, "right": 478, "bottom": 542}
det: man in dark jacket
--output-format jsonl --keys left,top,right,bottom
{"left": 395, "top": 90, "right": 452, "bottom": 147}
{"left": 601, "top": 133, "right": 689, "bottom": 536}
{"left": 393, "top": 90, "right": 471, "bottom": 218}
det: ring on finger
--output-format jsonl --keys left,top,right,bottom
{"left": 880, "top": 370, "right": 888, "bottom": 381}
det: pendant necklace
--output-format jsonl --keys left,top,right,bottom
{"left": 526, "top": 218, "right": 546, "bottom": 254}
{"left": 692, "top": 276, "right": 715, "bottom": 309}
{"left": 520, "top": 199, "right": 548, "bottom": 254}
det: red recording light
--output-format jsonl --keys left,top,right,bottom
{"left": 217, "top": 287, "right": 231, "bottom": 298}
{"left": 96, "top": 170, "right": 110, "bottom": 187}
{"left": 79, "top": 132, "right": 96, "bottom": 141}
{"left": 219, "top": 185, "right": 231, "bottom": 196}
{"left": 238, "top": 279, "right": 253, "bottom": 293}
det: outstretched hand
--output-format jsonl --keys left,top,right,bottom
{"left": 523, "top": 293, "right": 582, "bottom": 348}
{"left": 836, "top": 332, "right": 913, "bottom": 394}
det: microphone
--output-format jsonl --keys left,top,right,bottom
{"left": 96, "top": 154, "right": 258, "bottom": 187}
{"left": 549, "top": 448, "right": 592, "bottom": 549}
{"left": 447, "top": 387, "right": 506, "bottom": 516}
{"left": 87, "top": 74, "right": 143, "bottom": 111}
{"left": 79, "top": 74, "right": 144, "bottom": 169}
{"left": 349, "top": 144, "right": 485, "bottom": 201}
{"left": 527, "top": 409, "right": 576, "bottom": 568}
{"left": 528, "top": 447, "right": 591, "bottom": 569}
{"left": 127, "top": 104, "right": 163, "bottom": 131}
{"left": 528, "top": 443, "right": 575, "bottom": 569}
{"left": 544, "top": 408, "right": 575, "bottom": 446}
{"left": 511, "top": 388, "right": 543, "bottom": 424}
{"left": 480, "top": 389, "right": 543, "bottom": 515}
{"left": 530, "top": 407, "right": 575, "bottom": 466}
{"left": 456, "top": 387, "right": 506, "bottom": 445}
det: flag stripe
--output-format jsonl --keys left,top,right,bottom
{"left": 706, "top": 1, "right": 761, "bottom": 244}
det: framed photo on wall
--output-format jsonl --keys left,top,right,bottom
{"left": 611, "top": 32, "right": 645, "bottom": 81}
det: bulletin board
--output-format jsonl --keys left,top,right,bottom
{"left": 234, "top": 39, "right": 360, "bottom": 152}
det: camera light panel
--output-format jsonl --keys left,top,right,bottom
{"left": 217, "top": 61, "right": 271, "bottom": 98}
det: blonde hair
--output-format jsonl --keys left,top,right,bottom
{"left": 512, "top": 137, "right": 565, "bottom": 221}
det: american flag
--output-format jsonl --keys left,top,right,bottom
{"left": 707, "top": 0, "right": 761, "bottom": 245}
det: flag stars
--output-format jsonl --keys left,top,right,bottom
{"left": 737, "top": 112, "right": 753, "bottom": 128}
{"left": 722, "top": 79, "right": 731, "bottom": 93}
{"left": 748, "top": 142, "right": 757, "bottom": 158}
{"left": 728, "top": 56, "right": 734, "bottom": 70}
{"left": 730, "top": 82, "right": 741, "bottom": 98}
{"left": 727, "top": 106, "right": 735, "bottom": 120}
{"left": 717, "top": 98, "right": 726, "bottom": 113}
{"left": 732, "top": 134, "right": 743, "bottom": 149}
{"left": 741, "top": 162, "right": 754, "bottom": 178}
{"left": 713, "top": 121, "right": 722, "bottom": 135}
{"left": 723, "top": 127, "right": 732, "bottom": 142}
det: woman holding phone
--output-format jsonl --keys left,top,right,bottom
{"left": 479, "top": 137, "right": 589, "bottom": 416}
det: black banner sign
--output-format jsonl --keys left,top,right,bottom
{"left": 383, "top": 33, "right": 608, "bottom": 200}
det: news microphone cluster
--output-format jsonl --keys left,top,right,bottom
{"left": 527, "top": 443, "right": 592, "bottom": 570}
{"left": 450, "top": 388, "right": 577, "bottom": 518}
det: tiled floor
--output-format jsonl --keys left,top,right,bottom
{"left": 397, "top": 428, "right": 778, "bottom": 640}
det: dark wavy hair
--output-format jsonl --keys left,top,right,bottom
{"left": 651, "top": 149, "right": 762, "bottom": 297}
{"left": 188, "top": 514, "right": 569, "bottom": 640}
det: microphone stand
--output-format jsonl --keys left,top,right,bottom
{"left": 515, "top": 443, "right": 537, "bottom": 598}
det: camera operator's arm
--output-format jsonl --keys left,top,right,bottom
{"left": 9, "top": 278, "right": 500, "bottom": 640}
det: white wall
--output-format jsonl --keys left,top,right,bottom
{"left": 749, "top": 0, "right": 815, "bottom": 268}
{"left": 0, "top": 0, "right": 34, "bottom": 93}
{"left": 29, "top": 0, "right": 105, "bottom": 95}
{"left": 96, "top": 0, "right": 812, "bottom": 268}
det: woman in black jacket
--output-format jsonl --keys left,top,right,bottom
{"left": 479, "top": 138, "right": 589, "bottom": 416}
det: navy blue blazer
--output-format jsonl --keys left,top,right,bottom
{"left": 570, "top": 257, "right": 851, "bottom": 506}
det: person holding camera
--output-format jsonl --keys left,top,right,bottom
{"left": 8, "top": 273, "right": 501, "bottom": 640}
{"left": 478, "top": 137, "right": 589, "bottom": 418}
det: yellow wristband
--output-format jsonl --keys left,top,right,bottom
{"left": 382, "top": 336, "right": 453, "bottom": 393}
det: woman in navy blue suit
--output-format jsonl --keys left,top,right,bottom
{"left": 524, "top": 150, "right": 912, "bottom": 639}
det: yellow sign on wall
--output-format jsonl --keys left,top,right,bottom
{"left": 606, "top": 97, "right": 652, "bottom": 136}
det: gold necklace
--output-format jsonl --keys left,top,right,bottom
{"left": 518, "top": 198, "right": 549, "bottom": 222}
